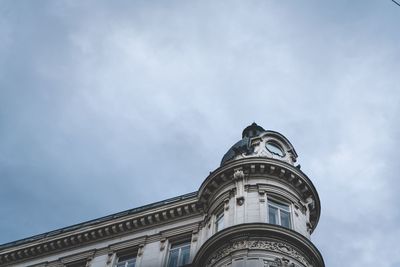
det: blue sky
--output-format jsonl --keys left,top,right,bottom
{"left": 1, "top": 1, "right": 400, "bottom": 266}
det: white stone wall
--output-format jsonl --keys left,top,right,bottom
{"left": 195, "top": 174, "right": 311, "bottom": 251}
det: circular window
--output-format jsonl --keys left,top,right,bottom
{"left": 266, "top": 142, "right": 285, "bottom": 157}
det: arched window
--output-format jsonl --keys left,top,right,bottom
{"left": 265, "top": 141, "right": 285, "bottom": 157}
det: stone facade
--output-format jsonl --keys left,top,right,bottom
{"left": 0, "top": 123, "right": 324, "bottom": 267}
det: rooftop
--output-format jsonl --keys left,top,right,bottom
{"left": 0, "top": 191, "right": 197, "bottom": 251}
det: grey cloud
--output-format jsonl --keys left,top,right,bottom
{"left": 1, "top": 1, "right": 400, "bottom": 266}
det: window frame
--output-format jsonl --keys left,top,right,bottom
{"left": 114, "top": 250, "right": 137, "bottom": 267}
{"left": 265, "top": 140, "right": 286, "bottom": 157}
{"left": 215, "top": 210, "right": 224, "bottom": 233}
{"left": 166, "top": 240, "right": 191, "bottom": 267}
{"left": 267, "top": 198, "right": 292, "bottom": 229}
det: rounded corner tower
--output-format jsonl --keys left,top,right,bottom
{"left": 193, "top": 123, "right": 324, "bottom": 267}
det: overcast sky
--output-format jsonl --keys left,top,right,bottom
{"left": 1, "top": 1, "right": 400, "bottom": 266}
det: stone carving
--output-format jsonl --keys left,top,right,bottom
{"left": 206, "top": 239, "right": 310, "bottom": 266}
{"left": 263, "top": 258, "right": 283, "bottom": 267}
{"left": 224, "top": 198, "right": 230, "bottom": 210}
{"left": 160, "top": 238, "right": 166, "bottom": 251}
{"left": 85, "top": 256, "right": 93, "bottom": 267}
{"left": 137, "top": 244, "right": 144, "bottom": 256}
{"left": 233, "top": 169, "right": 245, "bottom": 180}
{"left": 106, "top": 252, "right": 113, "bottom": 265}
{"left": 252, "top": 140, "right": 264, "bottom": 157}
{"left": 236, "top": 196, "right": 245, "bottom": 206}
{"left": 192, "top": 229, "right": 199, "bottom": 242}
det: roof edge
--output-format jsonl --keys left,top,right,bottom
{"left": 0, "top": 191, "right": 198, "bottom": 251}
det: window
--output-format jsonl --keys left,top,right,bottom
{"left": 268, "top": 199, "right": 291, "bottom": 228}
{"left": 265, "top": 142, "right": 285, "bottom": 157}
{"left": 115, "top": 253, "right": 136, "bottom": 267}
{"left": 215, "top": 211, "right": 224, "bottom": 232}
{"left": 167, "top": 241, "right": 190, "bottom": 267}
{"left": 65, "top": 261, "right": 87, "bottom": 267}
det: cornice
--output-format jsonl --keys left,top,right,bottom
{"left": 0, "top": 196, "right": 200, "bottom": 266}
{"left": 192, "top": 223, "right": 325, "bottom": 267}
{"left": 197, "top": 157, "right": 321, "bottom": 232}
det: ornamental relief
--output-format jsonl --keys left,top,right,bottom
{"left": 206, "top": 239, "right": 310, "bottom": 267}
{"left": 264, "top": 258, "right": 283, "bottom": 267}
{"left": 264, "top": 257, "right": 303, "bottom": 267}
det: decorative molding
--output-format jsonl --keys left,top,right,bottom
{"left": 27, "top": 262, "right": 49, "bottom": 267}
{"left": 191, "top": 229, "right": 199, "bottom": 243}
{"left": 108, "top": 236, "right": 146, "bottom": 253}
{"left": 160, "top": 222, "right": 199, "bottom": 239}
{"left": 197, "top": 158, "right": 321, "bottom": 232}
{"left": 192, "top": 223, "right": 324, "bottom": 267}
{"left": 264, "top": 258, "right": 283, "bottom": 267}
{"left": 0, "top": 198, "right": 200, "bottom": 266}
{"left": 137, "top": 244, "right": 144, "bottom": 257}
{"left": 224, "top": 198, "right": 230, "bottom": 210}
{"left": 47, "top": 262, "right": 63, "bottom": 267}
{"left": 106, "top": 252, "right": 114, "bottom": 265}
{"left": 206, "top": 188, "right": 233, "bottom": 216}
{"left": 159, "top": 238, "right": 166, "bottom": 251}
{"left": 236, "top": 196, "right": 245, "bottom": 206}
{"left": 233, "top": 169, "right": 245, "bottom": 180}
{"left": 206, "top": 239, "right": 310, "bottom": 266}
{"left": 59, "top": 250, "right": 95, "bottom": 264}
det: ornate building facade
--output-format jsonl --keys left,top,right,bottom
{"left": 0, "top": 123, "right": 324, "bottom": 267}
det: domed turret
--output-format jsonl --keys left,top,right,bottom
{"left": 221, "top": 123, "right": 298, "bottom": 166}
{"left": 195, "top": 123, "right": 323, "bottom": 267}
{"left": 242, "top": 122, "right": 265, "bottom": 138}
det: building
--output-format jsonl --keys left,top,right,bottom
{"left": 0, "top": 123, "right": 324, "bottom": 267}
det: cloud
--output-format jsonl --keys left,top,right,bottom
{"left": 0, "top": 1, "right": 399, "bottom": 266}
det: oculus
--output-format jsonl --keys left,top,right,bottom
{"left": 265, "top": 142, "right": 285, "bottom": 157}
